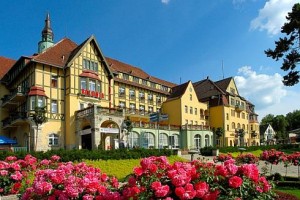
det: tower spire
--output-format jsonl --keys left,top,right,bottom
{"left": 38, "top": 13, "right": 54, "bottom": 53}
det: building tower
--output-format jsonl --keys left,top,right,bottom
{"left": 38, "top": 13, "right": 54, "bottom": 53}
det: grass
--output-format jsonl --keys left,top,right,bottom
{"left": 84, "top": 155, "right": 186, "bottom": 181}
{"left": 275, "top": 187, "right": 300, "bottom": 199}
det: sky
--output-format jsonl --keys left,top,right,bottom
{"left": 0, "top": 0, "right": 299, "bottom": 120}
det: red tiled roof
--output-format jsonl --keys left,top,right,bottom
{"left": 28, "top": 86, "right": 47, "bottom": 97}
{"left": 106, "top": 57, "right": 176, "bottom": 88}
{"left": 167, "top": 81, "right": 190, "bottom": 100}
{"left": 32, "top": 38, "right": 78, "bottom": 67}
{"left": 114, "top": 77, "right": 170, "bottom": 95}
{"left": 0, "top": 56, "right": 16, "bottom": 79}
{"left": 79, "top": 70, "right": 100, "bottom": 81}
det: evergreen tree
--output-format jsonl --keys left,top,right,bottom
{"left": 265, "top": 3, "right": 300, "bottom": 86}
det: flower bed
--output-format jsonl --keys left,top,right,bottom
{"left": 2, "top": 154, "right": 297, "bottom": 200}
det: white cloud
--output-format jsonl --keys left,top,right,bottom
{"left": 250, "top": 0, "right": 298, "bottom": 35}
{"left": 234, "top": 66, "right": 291, "bottom": 118}
{"left": 161, "top": 0, "right": 170, "bottom": 5}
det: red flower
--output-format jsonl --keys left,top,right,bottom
{"left": 175, "top": 183, "right": 196, "bottom": 200}
{"left": 194, "top": 181, "right": 209, "bottom": 198}
{"left": 228, "top": 176, "right": 243, "bottom": 188}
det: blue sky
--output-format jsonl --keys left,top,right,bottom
{"left": 0, "top": 0, "right": 299, "bottom": 119}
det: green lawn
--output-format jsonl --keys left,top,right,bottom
{"left": 84, "top": 155, "right": 186, "bottom": 181}
{"left": 275, "top": 187, "right": 300, "bottom": 199}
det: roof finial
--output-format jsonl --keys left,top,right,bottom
{"left": 38, "top": 12, "right": 54, "bottom": 53}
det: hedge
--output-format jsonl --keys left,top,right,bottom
{"left": 0, "top": 148, "right": 174, "bottom": 162}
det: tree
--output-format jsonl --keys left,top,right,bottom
{"left": 215, "top": 127, "right": 224, "bottom": 138}
{"left": 286, "top": 110, "right": 300, "bottom": 131}
{"left": 272, "top": 115, "right": 289, "bottom": 143}
{"left": 265, "top": 3, "right": 300, "bottom": 86}
{"left": 260, "top": 114, "right": 275, "bottom": 126}
{"left": 31, "top": 106, "right": 47, "bottom": 151}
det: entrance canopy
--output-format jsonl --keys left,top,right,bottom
{"left": 0, "top": 136, "right": 17, "bottom": 145}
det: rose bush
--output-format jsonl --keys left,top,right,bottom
{"left": 235, "top": 153, "right": 259, "bottom": 164}
{"left": 121, "top": 156, "right": 275, "bottom": 200}
{"left": 0, "top": 155, "right": 37, "bottom": 196}
{"left": 213, "top": 153, "right": 233, "bottom": 163}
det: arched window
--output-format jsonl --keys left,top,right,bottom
{"left": 141, "top": 132, "right": 155, "bottom": 148}
{"left": 170, "top": 134, "right": 179, "bottom": 148}
{"left": 237, "top": 123, "right": 241, "bottom": 129}
{"left": 205, "top": 135, "right": 210, "bottom": 147}
{"left": 242, "top": 124, "right": 245, "bottom": 130}
{"left": 231, "top": 122, "right": 235, "bottom": 130}
{"left": 128, "top": 132, "right": 139, "bottom": 148}
{"left": 194, "top": 134, "right": 201, "bottom": 149}
{"left": 159, "top": 133, "right": 168, "bottom": 148}
{"left": 49, "top": 133, "right": 59, "bottom": 146}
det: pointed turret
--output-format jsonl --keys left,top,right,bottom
{"left": 38, "top": 13, "right": 54, "bottom": 53}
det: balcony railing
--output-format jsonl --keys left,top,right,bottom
{"left": 76, "top": 106, "right": 123, "bottom": 119}
{"left": 1, "top": 86, "right": 26, "bottom": 108}
{"left": 183, "top": 124, "right": 210, "bottom": 131}
{"left": 2, "top": 112, "right": 27, "bottom": 128}
{"left": 131, "top": 121, "right": 180, "bottom": 130}
{"left": 235, "top": 104, "right": 244, "bottom": 112}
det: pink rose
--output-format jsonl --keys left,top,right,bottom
{"left": 228, "top": 176, "right": 243, "bottom": 188}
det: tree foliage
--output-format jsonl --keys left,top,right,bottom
{"left": 265, "top": 3, "right": 300, "bottom": 86}
{"left": 260, "top": 114, "right": 275, "bottom": 125}
{"left": 285, "top": 109, "right": 300, "bottom": 130}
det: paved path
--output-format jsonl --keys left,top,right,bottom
{"left": 180, "top": 154, "right": 300, "bottom": 178}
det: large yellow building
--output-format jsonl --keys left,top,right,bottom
{"left": 0, "top": 14, "right": 258, "bottom": 151}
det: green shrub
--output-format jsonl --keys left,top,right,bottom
{"left": 0, "top": 148, "right": 175, "bottom": 162}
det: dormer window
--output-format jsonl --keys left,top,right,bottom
{"left": 123, "top": 74, "right": 129, "bottom": 80}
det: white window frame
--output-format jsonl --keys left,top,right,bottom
{"left": 49, "top": 133, "right": 59, "bottom": 146}
{"left": 51, "top": 100, "right": 58, "bottom": 113}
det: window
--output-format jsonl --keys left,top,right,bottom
{"left": 148, "top": 94, "right": 153, "bottom": 103}
{"left": 51, "top": 100, "right": 58, "bottom": 113}
{"left": 159, "top": 133, "right": 168, "bottom": 148}
{"left": 226, "top": 113, "right": 229, "bottom": 120}
{"left": 83, "top": 59, "right": 98, "bottom": 72}
{"left": 237, "top": 123, "right": 241, "bottom": 129}
{"left": 194, "top": 134, "right": 201, "bottom": 149}
{"left": 162, "top": 85, "right": 168, "bottom": 91}
{"left": 130, "top": 103, "right": 136, "bottom": 113}
{"left": 185, "top": 106, "right": 188, "bottom": 113}
{"left": 133, "top": 77, "right": 139, "bottom": 83}
{"left": 190, "top": 94, "right": 192, "bottom": 101}
{"left": 123, "top": 74, "right": 129, "bottom": 80}
{"left": 230, "top": 88, "right": 235, "bottom": 95}
{"left": 30, "top": 97, "right": 36, "bottom": 110}
{"left": 227, "top": 125, "right": 229, "bottom": 131}
{"left": 142, "top": 79, "right": 147, "bottom": 85}
{"left": 150, "top": 82, "right": 156, "bottom": 88}
{"left": 89, "top": 80, "right": 96, "bottom": 91}
{"left": 119, "top": 87, "right": 125, "bottom": 97}
{"left": 231, "top": 109, "right": 235, "bottom": 117}
{"left": 237, "top": 112, "right": 240, "bottom": 118}
{"left": 232, "top": 122, "right": 235, "bottom": 130}
{"left": 80, "top": 103, "right": 85, "bottom": 110}
{"left": 128, "top": 132, "right": 139, "bottom": 148}
{"left": 190, "top": 107, "right": 193, "bottom": 114}
{"left": 205, "top": 135, "right": 210, "bottom": 147}
{"left": 242, "top": 113, "right": 245, "bottom": 119}
{"left": 139, "top": 105, "right": 145, "bottom": 115}
{"left": 231, "top": 98, "right": 235, "bottom": 106}
{"left": 49, "top": 133, "right": 59, "bottom": 146}
{"left": 142, "top": 132, "right": 154, "bottom": 148}
{"left": 51, "top": 75, "right": 58, "bottom": 88}
{"left": 139, "top": 91, "right": 145, "bottom": 101}
{"left": 157, "top": 96, "right": 161, "bottom": 104}
{"left": 37, "top": 96, "right": 44, "bottom": 107}
{"left": 119, "top": 101, "right": 125, "bottom": 108}
{"left": 195, "top": 108, "right": 197, "bottom": 115}
{"left": 129, "top": 89, "right": 135, "bottom": 99}
{"left": 169, "top": 134, "right": 179, "bottom": 148}
{"left": 81, "top": 78, "right": 87, "bottom": 90}
{"left": 148, "top": 106, "right": 153, "bottom": 113}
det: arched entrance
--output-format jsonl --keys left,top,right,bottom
{"left": 81, "top": 126, "right": 92, "bottom": 150}
{"left": 100, "top": 120, "right": 120, "bottom": 150}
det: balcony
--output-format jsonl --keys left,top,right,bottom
{"left": 183, "top": 124, "right": 210, "bottom": 131}
{"left": 76, "top": 106, "right": 123, "bottom": 119}
{"left": 235, "top": 104, "right": 244, "bottom": 112}
{"left": 1, "top": 86, "right": 26, "bottom": 109}
{"left": 2, "top": 112, "right": 27, "bottom": 129}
